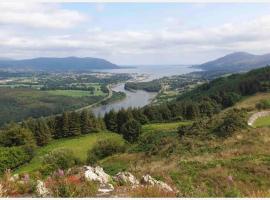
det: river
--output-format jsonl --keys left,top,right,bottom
{"left": 92, "top": 65, "right": 200, "bottom": 116}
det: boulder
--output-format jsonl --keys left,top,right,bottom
{"left": 113, "top": 172, "right": 139, "bottom": 186}
{"left": 141, "top": 174, "right": 173, "bottom": 192}
{"left": 36, "top": 180, "right": 50, "bottom": 197}
{"left": 84, "top": 166, "right": 111, "bottom": 185}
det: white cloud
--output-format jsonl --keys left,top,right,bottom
{"left": 0, "top": 2, "right": 86, "bottom": 29}
{"left": 1, "top": 8, "right": 270, "bottom": 64}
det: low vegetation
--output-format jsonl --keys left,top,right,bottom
{"left": 1, "top": 66, "right": 270, "bottom": 197}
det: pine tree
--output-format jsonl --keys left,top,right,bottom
{"left": 80, "top": 110, "right": 93, "bottom": 134}
{"left": 120, "top": 119, "right": 141, "bottom": 143}
{"left": 116, "top": 109, "right": 133, "bottom": 132}
{"left": 61, "top": 112, "right": 70, "bottom": 137}
{"left": 34, "top": 118, "right": 51, "bottom": 146}
{"left": 104, "top": 110, "right": 118, "bottom": 132}
{"left": 69, "top": 111, "right": 81, "bottom": 136}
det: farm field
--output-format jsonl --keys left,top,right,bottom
{"left": 16, "top": 132, "right": 123, "bottom": 174}
{"left": 0, "top": 88, "right": 104, "bottom": 126}
{"left": 47, "top": 89, "right": 104, "bottom": 98}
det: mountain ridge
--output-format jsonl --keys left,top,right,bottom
{"left": 0, "top": 57, "right": 119, "bottom": 72}
{"left": 196, "top": 51, "right": 270, "bottom": 73}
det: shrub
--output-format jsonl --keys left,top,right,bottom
{"left": 46, "top": 175, "right": 98, "bottom": 197}
{"left": 256, "top": 99, "right": 270, "bottom": 110}
{"left": 40, "top": 148, "right": 79, "bottom": 175}
{"left": 0, "top": 147, "right": 32, "bottom": 174}
{"left": 0, "top": 123, "right": 36, "bottom": 147}
{"left": 215, "top": 109, "right": 247, "bottom": 137}
{"left": 120, "top": 119, "right": 142, "bottom": 143}
{"left": 135, "top": 131, "right": 178, "bottom": 156}
{"left": 87, "top": 137, "right": 126, "bottom": 164}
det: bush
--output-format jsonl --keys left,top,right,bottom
{"left": 87, "top": 137, "right": 126, "bottom": 164}
{"left": 41, "top": 148, "right": 79, "bottom": 175}
{"left": 0, "top": 146, "right": 33, "bottom": 174}
{"left": 215, "top": 109, "right": 247, "bottom": 137}
{"left": 256, "top": 99, "right": 270, "bottom": 110}
{"left": 0, "top": 123, "right": 36, "bottom": 147}
{"left": 120, "top": 119, "right": 142, "bottom": 143}
{"left": 46, "top": 175, "right": 98, "bottom": 197}
{"left": 135, "top": 131, "right": 178, "bottom": 156}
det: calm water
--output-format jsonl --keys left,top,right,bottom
{"left": 93, "top": 65, "right": 200, "bottom": 116}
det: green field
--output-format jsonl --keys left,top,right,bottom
{"left": 16, "top": 132, "right": 123, "bottom": 173}
{"left": 47, "top": 90, "right": 95, "bottom": 97}
{"left": 254, "top": 115, "right": 270, "bottom": 128}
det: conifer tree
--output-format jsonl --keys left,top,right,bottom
{"left": 69, "top": 111, "right": 81, "bottom": 136}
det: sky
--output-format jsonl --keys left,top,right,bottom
{"left": 1, "top": 2, "right": 270, "bottom": 65}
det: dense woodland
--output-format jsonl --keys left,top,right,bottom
{"left": 1, "top": 66, "right": 270, "bottom": 175}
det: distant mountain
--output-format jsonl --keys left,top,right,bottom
{"left": 0, "top": 57, "right": 119, "bottom": 72}
{"left": 196, "top": 52, "right": 270, "bottom": 73}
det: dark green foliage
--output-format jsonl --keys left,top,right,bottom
{"left": 104, "top": 110, "right": 118, "bottom": 132}
{"left": 120, "top": 119, "right": 142, "bottom": 143}
{"left": 178, "top": 118, "right": 209, "bottom": 138}
{"left": 41, "top": 148, "right": 79, "bottom": 174}
{"left": 69, "top": 112, "right": 81, "bottom": 136}
{"left": 87, "top": 137, "right": 126, "bottom": 164}
{"left": 0, "top": 123, "right": 36, "bottom": 147}
{"left": 80, "top": 110, "right": 94, "bottom": 134}
{"left": 215, "top": 109, "right": 247, "bottom": 137}
{"left": 116, "top": 108, "right": 133, "bottom": 132}
{"left": 0, "top": 146, "right": 33, "bottom": 174}
{"left": 256, "top": 99, "right": 270, "bottom": 110}
{"left": 131, "top": 108, "right": 149, "bottom": 125}
{"left": 23, "top": 118, "right": 52, "bottom": 146}
{"left": 61, "top": 112, "right": 70, "bottom": 137}
{"left": 135, "top": 131, "right": 178, "bottom": 156}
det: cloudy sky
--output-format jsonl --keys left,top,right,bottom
{"left": 1, "top": 2, "right": 270, "bottom": 65}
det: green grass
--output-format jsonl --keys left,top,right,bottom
{"left": 47, "top": 90, "right": 95, "bottom": 98}
{"left": 16, "top": 132, "right": 123, "bottom": 174}
{"left": 142, "top": 121, "right": 192, "bottom": 133}
{"left": 254, "top": 116, "right": 270, "bottom": 128}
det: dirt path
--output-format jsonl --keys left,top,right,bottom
{"left": 247, "top": 110, "right": 270, "bottom": 126}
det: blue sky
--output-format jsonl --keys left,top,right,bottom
{"left": 1, "top": 3, "right": 270, "bottom": 64}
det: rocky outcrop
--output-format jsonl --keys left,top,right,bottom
{"left": 84, "top": 166, "right": 111, "bottom": 184}
{"left": 113, "top": 172, "right": 139, "bottom": 186}
{"left": 141, "top": 174, "right": 173, "bottom": 192}
{"left": 248, "top": 110, "right": 270, "bottom": 126}
{"left": 84, "top": 166, "right": 114, "bottom": 196}
{"left": 36, "top": 180, "right": 50, "bottom": 197}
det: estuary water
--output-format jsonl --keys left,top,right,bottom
{"left": 93, "top": 65, "right": 199, "bottom": 116}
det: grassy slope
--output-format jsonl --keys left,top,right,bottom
{"left": 142, "top": 121, "right": 192, "bottom": 133}
{"left": 16, "top": 132, "right": 121, "bottom": 174}
{"left": 98, "top": 100, "right": 270, "bottom": 197}
{"left": 254, "top": 116, "right": 270, "bottom": 127}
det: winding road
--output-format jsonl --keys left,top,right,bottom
{"left": 75, "top": 84, "right": 113, "bottom": 112}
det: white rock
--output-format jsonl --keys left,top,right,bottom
{"left": 84, "top": 166, "right": 110, "bottom": 185}
{"left": 141, "top": 174, "right": 173, "bottom": 192}
{"left": 113, "top": 172, "right": 139, "bottom": 185}
{"left": 36, "top": 180, "right": 50, "bottom": 197}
